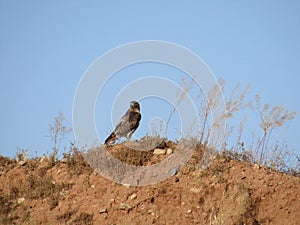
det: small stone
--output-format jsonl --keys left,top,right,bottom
{"left": 190, "top": 188, "right": 201, "bottom": 194}
{"left": 122, "top": 183, "right": 131, "bottom": 188}
{"left": 109, "top": 198, "right": 115, "bottom": 204}
{"left": 99, "top": 208, "right": 107, "bottom": 214}
{"left": 147, "top": 209, "right": 153, "bottom": 214}
{"left": 153, "top": 149, "right": 166, "bottom": 155}
{"left": 253, "top": 164, "right": 260, "bottom": 169}
{"left": 168, "top": 167, "right": 178, "bottom": 176}
{"left": 130, "top": 193, "right": 137, "bottom": 200}
{"left": 91, "top": 185, "right": 95, "bottom": 189}
{"left": 52, "top": 181, "right": 56, "bottom": 185}
{"left": 18, "top": 161, "right": 26, "bottom": 166}
{"left": 17, "top": 198, "right": 25, "bottom": 204}
{"left": 187, "top": 209, "right": 192, "bottom": 214}
{"left": 119, "top": 203, "right": 131, "bottom": 210}
{"left": 166, "top": 148, "right": 173, "bottom": 155}
{"left": 59, "top": 191, "right": 64, "bottom": 196}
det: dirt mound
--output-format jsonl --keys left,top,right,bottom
{"left": 0, "top": 140, "right": 299, "bottom": 225}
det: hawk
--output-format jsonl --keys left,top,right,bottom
{"left": 105, "top": 101, "right": 141, "bottom": 145}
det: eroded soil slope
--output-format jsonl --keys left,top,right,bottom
{"left": 0, "top": 140, "right": 299, "bottom": 225}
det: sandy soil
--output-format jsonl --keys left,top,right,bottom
{"left": 0, "top": 140, "right": 299, "bottom": 225}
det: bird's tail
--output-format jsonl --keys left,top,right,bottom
{"left": 105, "top": 132, "right": 117, "bottom": 145}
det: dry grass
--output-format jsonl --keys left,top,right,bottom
{"left": 48, "top": 112, "right": 72, "bottom": 165}
{"left": 166, "top": 75, "right": 298, "bottom": 175}
{"left": 255, "top": 94, "right": 297, "bottom": 163}
{"left": 64, "top": 147, "right": 94, "bottom": 176}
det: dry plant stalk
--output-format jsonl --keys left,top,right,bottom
{"left": 164, "top": 75, "right": 297, "bottom": 173}
{"left": 49, "top": 112, "right": 72, "bottom": 163}
{"left": 165, "top": 76, "right": 194, "bottom": 136}
{"left": 255, "top": 94, "right": 296, "bottom": 163}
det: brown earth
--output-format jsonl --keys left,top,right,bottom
{"left": 0, "top": 139, "right": 299, "bottom": 225}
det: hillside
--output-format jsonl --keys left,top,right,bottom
{"left": 0, "top": 139, "right": 299, "bottom": 225}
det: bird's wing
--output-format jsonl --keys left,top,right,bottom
{"left": 129, "top": 111, "right": 141, "bottom": 130}
{"left": 113, "top": 109, "right": 132, "bottom": 137}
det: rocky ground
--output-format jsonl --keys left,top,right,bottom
{"left": 0, "top": 139, "right": 299, "bottom": 225}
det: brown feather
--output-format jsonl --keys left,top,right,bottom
{"left": 104, "top": 101, "right": 141, "bottom": 145}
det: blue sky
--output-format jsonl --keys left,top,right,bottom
{"left": 0, "top": 1, "right": 299, "bottom": 158}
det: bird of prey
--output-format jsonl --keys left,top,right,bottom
{"left": 105, "top": 101, "right": 141, "bottom": 145}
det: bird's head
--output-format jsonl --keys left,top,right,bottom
{"left": 130, "top": 101, "right": 140, "bottom": 111}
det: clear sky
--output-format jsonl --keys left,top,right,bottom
{"left": 0, "top": 1, "right": 299, "bottom": 158}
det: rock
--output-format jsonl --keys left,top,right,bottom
{"left": 122, "top": 183, "right": 131, "bottom": 188}
{"left": 166, "top": 148, "right": 173, "bottom": 155}
{"left": 99, "top": 208, "right": 107, "bottom": 214}
{"left": 187, "top": 209, "right": 192, "bottom": 214}
{"left": 130, "top": 193, "right": 137, "bottom": 200}
{"left": 190, "top": 187, "right": 201, "bottom": 194}
{"left": 153, "top": 149, "right": 166, "bottom": 155}
{"left": 253, "top": 164, "right": 260, "bottom": 169}
{"left": 168, "top": 167, "right": 178, "bottom": 176}
{"left": 109, "top": 198, "right": 115, "bottom": 204}
{"left": 119, "top": 203, "right": 131, "bottom": 210}
{"left": 18, "top": 161, "right": 26, "bottom": 166}
{"left": 17, "top": 198, "right": 25, "bottom": 204}
{"left": 90, "top": 185, "right": 95, "bottom": 189}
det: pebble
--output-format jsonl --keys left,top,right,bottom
{"left": 187, "top": 209, "right": 192, "bottom": 214}
{"left": 119, "top": 203, "right": 131, "bottom": 210}
{"left": 190, "top": 187, "right": 201, "bottom": 194}
{"left": 17, "top": 198, "right": 25, "bottom": 204}
{"left": 153, "top": 149, "right": 166, "bottom": 155}
{"left": 166, "top": 148, "right": 173, "bottom": 155}
{"left": 122, "top": 183, "right": 131, "bottom": 188}
{"left": 18, "top": 161, "right": 26, "bottom": 166}
{"left": 99, "top": 208, "right": 107, "bottom": 214}
{"left": 91, "top": 185, "right": 95, "bottom": 189}
{"left": 253, "top": 164, "right": 260, "bottom": 169}
{"left": 130, "top": 193, "right": 137, "bottom": 200}
{"left": 168, "top": 167, "right": 178, "bottom": 176}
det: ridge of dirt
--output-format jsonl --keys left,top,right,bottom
{"left": 0, "top": 140, "right": 299, "bottom": 225}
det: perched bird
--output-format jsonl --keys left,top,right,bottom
{"left": 105, "top": 101, "right": 141, "bottom": 145}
